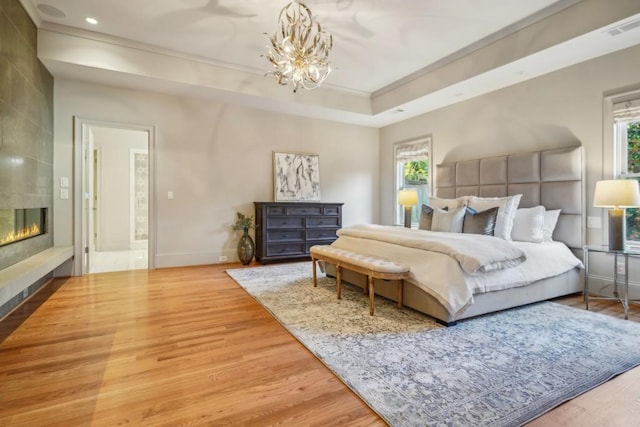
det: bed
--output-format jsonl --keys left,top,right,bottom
{"left": 324, "top": 145, "right": 585, "bottom": 325}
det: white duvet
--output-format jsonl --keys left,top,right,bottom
{"left": 331, "top": 225, "right": 583, "bottom": 317}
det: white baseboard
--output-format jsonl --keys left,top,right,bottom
{"left": 155, "top": 249, "right": 238, "bottom": 268}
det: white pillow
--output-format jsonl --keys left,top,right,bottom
{"left": 428, "top": 196, "right": 467, "bottom": 210}
{"left": 431, "top": 206, "right": 466, "bottom": 233}
{"left": 511, "top": 206, "right": 546, "bottom": 243}
{"left": 467, "top": 194, "right": 522, "bottom": 240}
{"left": 543, "top": 209, "right": 561, "bottom": 242}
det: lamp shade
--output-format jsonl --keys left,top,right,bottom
{"left": 593, "top": 179, "right": 640, "bottom": 208}
{"left": 398, "top": 189, "right": 418, "bottom": 206}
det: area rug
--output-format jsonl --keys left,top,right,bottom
{"left": 227, "top": 262, "right": 640, "bottom": 427}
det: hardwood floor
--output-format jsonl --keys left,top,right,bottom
{"left": 0, "top": 264, "right": 381, "bottom": 426}
{"left": 0, "top": 263, "right": 638, "bottom": 426}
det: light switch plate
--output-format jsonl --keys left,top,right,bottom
{"left": 60, "top": 189, "right": 69, "bottom": 199}
{"left": 60, "top": 177, "right": 69, "bottom": 188}
{"left": 587, "top": 216, "right": 601, "bottom": 229}
{"left": 167, "top": 191, "right": 174, "bottom": 200}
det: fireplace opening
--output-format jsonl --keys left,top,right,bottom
{"left": 0, "top": 208, "right": 48, "bottom": 247}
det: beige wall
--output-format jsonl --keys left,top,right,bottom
{"left": 379, "top": 43, "right": 640, "bottom": 296}
{"left": 53, "top": 80, "right": 379, "bottom": 271}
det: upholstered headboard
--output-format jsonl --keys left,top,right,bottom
{"left": 436, "top": 146, "right": 584, "bottom": 249}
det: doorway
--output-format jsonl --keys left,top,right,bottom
{"left": 73, "top": 118, "right": 156, "bottom": 275}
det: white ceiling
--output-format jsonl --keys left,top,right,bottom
{"left": 20, "top": 0, "right": 640, "bottom": 127}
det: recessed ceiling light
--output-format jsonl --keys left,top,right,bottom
{"left": 85, "top": 17, "right": 98, "bottom": 25}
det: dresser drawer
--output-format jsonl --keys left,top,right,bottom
{"left": 306, "top": 228, "right": 338, "bottom": 240}
{"left": 266, "top": 243, "right": 306, "bottom": 256}
{"left": 267, "top": 230, "right": 304, "bottom": 242}
{"left": 307, "top": 216, "right": 341, "bottom": 228}
{"left": 287, "top": 206, "right": 323, "bottom": 216}
{"left": 266, "top": 206, "right": 287, "bottom": 216}
{"left": 323, "top": 206, "right": 341, "bottom": 216}
{"left": 267, "top": 217, "right": 304, "bottom": 228}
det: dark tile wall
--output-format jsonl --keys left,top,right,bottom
{"left": 0, "top": 0, "right": 54, "bottom": 270}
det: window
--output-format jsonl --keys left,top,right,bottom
{"left": 394, "top": 138, "right": 431, "bottom": 226}
{"left": 613, "top": 98, "right": 640, "bottom": 244}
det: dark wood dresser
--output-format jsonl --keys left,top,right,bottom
{"left": 254, "top": 202, "right": 343, "bottom": 264}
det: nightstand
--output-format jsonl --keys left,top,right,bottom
{"left": 583, "top": 245, "right": 640, "bottom": 319}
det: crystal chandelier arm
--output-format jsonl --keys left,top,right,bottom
{"left": 301, "top": 26, "right": 312, "bottom": 47}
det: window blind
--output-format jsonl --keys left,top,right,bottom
{"left": 395, "top": 141, "right": 429, "bottom": 162}
{"left": 613, "top": 99, "right": 640, "bottom": 122}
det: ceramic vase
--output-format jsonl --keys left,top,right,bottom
{"left": 237, "top": 229, "right": 255, "bottom": 265}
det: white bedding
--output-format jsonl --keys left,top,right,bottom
{"left": 337, "top": 224, "right": 526, "bottom": 273}
{"left": 330, "top": 225, "right": 583, "bottom": 317}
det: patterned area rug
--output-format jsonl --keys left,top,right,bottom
{"left": 227, "top": 262, "right": 640, "bottom": 427}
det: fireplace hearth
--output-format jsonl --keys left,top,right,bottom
{"left": 0, "top": 208, "right": 48, "bottom": 247}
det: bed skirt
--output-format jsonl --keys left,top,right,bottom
{"left": 324, "top": 263, "right": 583, "bottom": 325}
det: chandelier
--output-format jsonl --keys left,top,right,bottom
{"left": 263, "top": 1, "right": 333, "bottom": 92}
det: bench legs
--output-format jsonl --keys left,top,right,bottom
{"left": 313, "top": 258, "right": 344, "bottom": 301}
{"left": 367, "top": 276, "right": 403, "bottom": 315}
{"left": 368, "top": 275, "right": 375, "bottom": 315}
{"left": 310, "top": 258, "right": 405, "bottom": 316}
{"left": 312, "top": 257, "right": 317, "bottom": 287}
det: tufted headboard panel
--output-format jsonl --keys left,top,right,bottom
{"left": 436, "top": 146, "right": 584, "bottom": 249}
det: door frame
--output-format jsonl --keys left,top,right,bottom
{"left": 73, "top": 117, "right": 157, "bottom": 275}
{"left": 93, "top": 146, "right": 102, "bottom": 252}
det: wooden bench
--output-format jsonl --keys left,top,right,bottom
{"left": 310, "top": 245, "right": 410, "bottom": 315}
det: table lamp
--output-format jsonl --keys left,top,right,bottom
{"left": 398, "top": 189, "right": 418, "bottom": 228}
{"left": 593, "top": 179, "right": 640, "bottom": 250}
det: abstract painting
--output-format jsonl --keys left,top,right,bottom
{"left": 273, "top": 152, "right": 321, "bottom": 201}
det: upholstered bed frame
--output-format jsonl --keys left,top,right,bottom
{"left": 328, "top": 145, "right": 585, "bottom": 325}
{"left": 436, "top": 145, "right": 584, "bottom": 250}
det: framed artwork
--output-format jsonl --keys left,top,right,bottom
{"left": 273, "top": 151, "right": 321, "bottom": 201}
